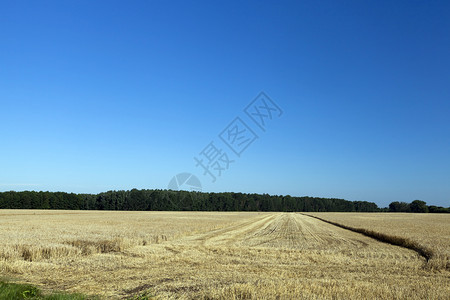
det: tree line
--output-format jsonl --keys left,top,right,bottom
{"left": 0, "top": 189, "right": 379, "bottom": 212}
{"left": 0, "top": 190, "right": 447, "bottom": 212}
{"left": 388, "top": 200, "right": 449, "bottom": 213}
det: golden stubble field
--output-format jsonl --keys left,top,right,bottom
{"left": 0, "top": 210, "right": 449, "bottom": 299}
{"left": 308, "top": 212, "right": 450, "bottom": 270}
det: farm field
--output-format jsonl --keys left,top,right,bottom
{"left": 307, "top": 212, "right": 450, "bottom": 271}
{"left": 0, "top": 210, "right": 449, "bottom": 299}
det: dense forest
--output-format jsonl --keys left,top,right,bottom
{"left": 0, "top": 189, "right": 380, "bottom": 212}
{"left": 0, "top": 190, "right": 447, "bottom": 212}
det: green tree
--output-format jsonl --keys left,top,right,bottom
{"left": 389, "top": 201, "right": 411, "bottom": 212}
{"left": 410, "top": 200, "right": 428, "bottom": 213}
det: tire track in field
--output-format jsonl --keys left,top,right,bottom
{"left": 176, "top": 214, "right": 277, "bottom": 247}
{"left": 302, "top": 213, "right": 433, "bottom": 261}
{"left": 172, "top": 213, "right": 419, "bottom": 259}
{"left": 239, "top": 213, "right": 379, "bottom": 250}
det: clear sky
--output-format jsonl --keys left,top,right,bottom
{"left": 1, "top": 0, "right": 449, "bottom": 208}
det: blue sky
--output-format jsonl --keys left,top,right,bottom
{"left": 1, "top": 0, "right": 449, "bottom": 207}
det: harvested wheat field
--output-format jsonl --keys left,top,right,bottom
{"left": 307, "top": 212, "right": 450, "bottom": 271}
{"left": 0, "top": 210, "right": 449, "bottom": 299}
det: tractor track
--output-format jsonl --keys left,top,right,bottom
{"left": 169, "top": 213, "right": 420, "bottom": 261}
{"left": 301, "top": 213, "right": 433, "bottom": 261}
